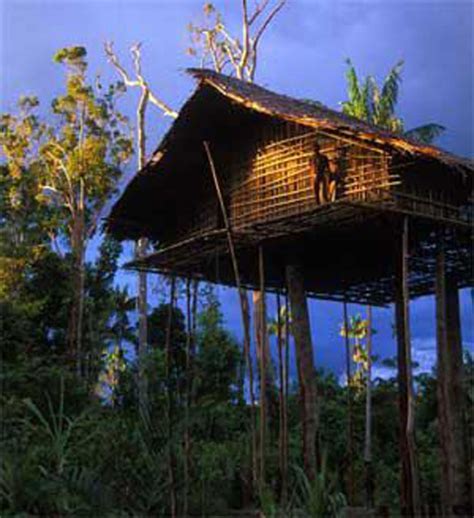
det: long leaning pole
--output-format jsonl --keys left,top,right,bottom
{"left": 203, "top": 141, "right": 259, "bottom": 494}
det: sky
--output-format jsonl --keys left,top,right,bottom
{"left": 1, "top": 0, "right": 473, "bottom": 380}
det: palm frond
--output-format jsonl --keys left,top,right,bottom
{"left": 341, "top": 59, "right": 362, "bottom": 118}
{"left": 404, "top": 123, "right": 446, "bottom": 144}
{"left": 380, "top": 60, "right": 403, "bottom": 115}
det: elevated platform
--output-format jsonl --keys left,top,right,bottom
{"left": 126, "top": 197, "right": 473, "bottom": 306}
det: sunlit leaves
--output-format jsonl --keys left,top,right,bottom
{"left": 340, "top": 313, "right": 375, "bottom": 393}
{"left": 37, "top": 46, "right": 133, "bottom": 239}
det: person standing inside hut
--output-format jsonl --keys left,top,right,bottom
{"left": 327, "top": 148, "right": 346, "bottom": 202}
{"left": 313, "top": 141, "right": 344, "bottom": 204}
{"left": 312, "top": 141, "right": 330, "bottom": 204}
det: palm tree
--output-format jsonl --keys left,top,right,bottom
{"left": 342, "top": 59, "right": 445, "bottom": 144}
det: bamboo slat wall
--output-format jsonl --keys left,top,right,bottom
{"left": 175, "top": 121, "right": 469, "bottom": 241}
{"left": 221, "top": 121, "right": 396, "bottom": 228}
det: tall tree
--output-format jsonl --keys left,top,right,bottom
{"left": 3, "top": 47, "right": 133, "bottom": 375}
{"left": 0, "top": 97, "right": 53, "bottom": 299}
{"left": 105, "top": 41, "right": 177, "bottom": 414}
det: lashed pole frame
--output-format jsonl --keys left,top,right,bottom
{"left": 203, "top": 141, "right": 259, "bottom": 493}
{"left": 394, "top": 216, "right": 420, "bottom": 516}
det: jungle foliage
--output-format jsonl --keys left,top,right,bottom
{"left": 1, "top": 44, "right": 472, "bottom": 517}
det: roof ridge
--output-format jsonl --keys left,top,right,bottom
{"left": 185, "top": 67, "right": 472, "bottom": 171}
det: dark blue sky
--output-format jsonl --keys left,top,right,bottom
{"left": 2, "top": 0, "right": 472, "bottom": 379}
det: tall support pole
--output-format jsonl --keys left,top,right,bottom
{"left": 435, "top": 239, "right": 471, "bottom": 516}
{"left": 286, "top": 263, "right": 318, "bottom": 481}
{"left": 276, "top": 291, "right": 288, "bottom": 504}
{"left": 394, "top": 216, "right": 420, "bottom": 516}
{"left": 183, "top": 278, "right": 192, "bottom": 518}
{"left": 364, "top": 305, "right": 374, "bottom": 509}
{"left": 165, "top": 277, "right": 177, "bottom": 518}
{"left": 343, "top": 300, "right": 355, "bottom": 505}
{"left": 257, "top": 245, "right": 267, "bottom": 494}
{"left": 203, "top": 141, "right": 258, "bottom": 495}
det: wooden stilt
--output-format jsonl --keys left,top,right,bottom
{"left": 286, "top": 263, "right": 318, "bottom": 481}
{"left": 183, "top": 278, "right": 192, "bottom": 518}
{"left": 257, "top": 245, "right": 267, "bottom": 494}
{"left": 364, "top": 305, "right": 374, "bottom": 509}
{"left": 165, "top": 277, "right": 177, "bottom": 518}
{"left": 343, "top": 300, "right": 355, "bottom": 506}
{"left": 435, "top": 239, "right": 471, "bottom": 516}
{"left": 394, "top": 217, "right": 420, "bottom": 516}
{"left": 276, "top": 291, "right": 288, "bottom": 504}
{"left": 203, "top": 141, "right": 258, "bottom": 495}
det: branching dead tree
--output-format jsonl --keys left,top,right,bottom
{"left": 189, "top": 1, "right": 286, "bottom": 496}
{"left": 104, "top": 42, "right": 178, "bottom": 415}
{"left": 104, "top": 1, "right": 286, "bottom": 500}
{"left": 188, "top": 0, "right": 286, "bottom": 81}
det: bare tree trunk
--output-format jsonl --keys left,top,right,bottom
{"left": 165, "top": 277, "right": 177, "bottom": 518}
{"left": 286, "top": 263, "right": 318, "bottom": 481}
{"left": 136, "top": 89, "right": 150, "bottom": 416}
{"left": 435, "top": 242, "right": 471, "bottom": 517}
{"left": 343, "top": 300, "right": 355, "bottom": 505}
{"left": 67, "top": 208, "right": 86, "bottom": 377}
{"left": 136, "top": 238, "right": 149, "bottom": 415}
{"left": 394, "top": 217, "right": 420, "bottom": 516}
{"left": 203, "top": 141, "right": 258, "bottom": 495}
{"left": 364, "top": 305, "right": 374, "bottom": 509}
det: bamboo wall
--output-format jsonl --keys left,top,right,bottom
{"left": 222, "top": 121, "right": 395, "bottom": 227}
{"left": 173, "top": 121, "right": 469, "bottom": 242}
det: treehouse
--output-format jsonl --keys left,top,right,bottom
{"left": 108, "top": 69, "right": 473, "bottom": 513}
{"left": 108, "top": 68, "right": 472, "bottom": 306}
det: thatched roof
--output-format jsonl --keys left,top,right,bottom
{"left": 187, "top": 69, "right": 473, "bottom": 164}
{"left": 107, "top": 68, "right": 472, "bottom": 240}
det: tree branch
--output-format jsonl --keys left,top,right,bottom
{"left": 253, "top": 0, "right": 286, "bottom": 49}
{"left": 104, "top": 41, "right": 178, "bottom": 119}
{"left": 104, "top": 42, "right": 141, "bottom": 88}
{"left": 248, "top": 0, "right": 270, "bottom": 25}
